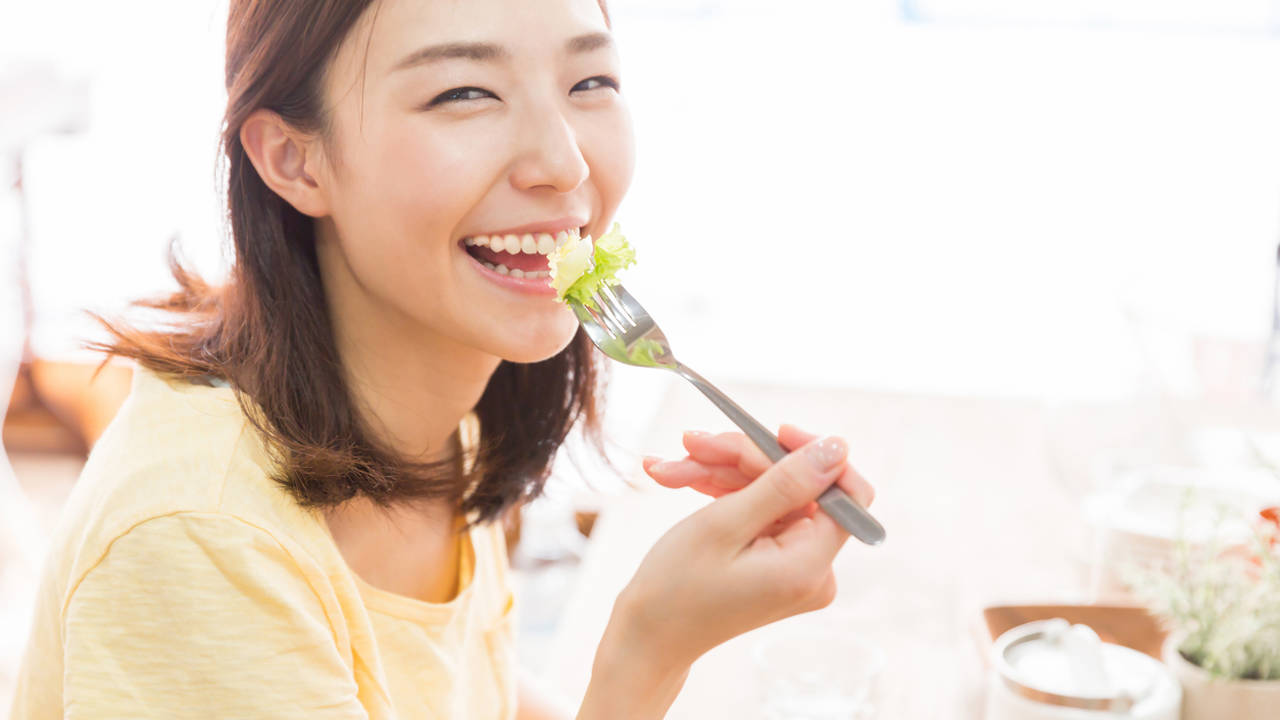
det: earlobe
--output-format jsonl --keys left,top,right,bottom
{"left": 239, "top": 109, "right": 329, "bottom": 218}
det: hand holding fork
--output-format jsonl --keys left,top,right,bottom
{"left": 568, "top": 282, "right": 885, "bottom": 546}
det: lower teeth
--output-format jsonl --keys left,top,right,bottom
{"left": 480, "top": 261, "right": 548, "bottom": 279}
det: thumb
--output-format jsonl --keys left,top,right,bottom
{"left": 706, "top": 436, "right": 849, "bottom": 546}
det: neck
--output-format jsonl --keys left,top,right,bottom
{"left": 317, "top": 235, "right": 501, "bottom": 463}
{"left": 344, "top": 338, "right": 496, "bottom": 460}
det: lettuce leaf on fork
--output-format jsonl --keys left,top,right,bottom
{"left": 549, "top": 222, "right": 636, "bottom": 308}
{"left": 623, "top": 337, "right": 665, "bottom": 366}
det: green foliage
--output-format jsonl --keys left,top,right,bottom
{"left": 560, "top": 223, "right": 636, "bottom": 308}
{"left": 624, "top": 338, "right": 666, "bottom": 367}
{"left": 1124, "top": 495, "right": 1280, "bottom": 680}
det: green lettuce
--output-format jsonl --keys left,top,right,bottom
{"left": 554, "top": 223, "right": 636, "bottom": 307}
{"left": 625, "top": 338, "right": 666, "bottom": 366}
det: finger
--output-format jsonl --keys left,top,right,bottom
{"left": 813, "top": 569, "right": 838, "bottom": 611}
{"left": 683, "top": 425, "right": 817, "bottom": 461}
{"left": 642, "top": 456, "right": 688, "bottom": 489}
{"left": 683, "top": 424, "right": 817, "bottom": 478}
{"left": 682, "top": 431, "right": 753, "bottom": 466}
{"left": 780, "top": 425, "right": 875, "bottom": 508}
{"left": 777, "top": 424, "right": 820, "bottom": 452}
{"left": 691, "top": 465, "right": 754, "bottom": 492}
{"left": 741, "top": 519, "right": 842, "bottom": 613}
{"left": 771, "top": 504, "right": 853, "bottom": 569}
{"left": 645, "top": 457, "right": 757, "bottom": 492}
{"left": 675, "top": 430, "right": 875, "bottom": 508}
{"left": 645, "top": 456, "right": 755, "bottom": 498}
{"left": 683, "top": 432, "right": 773, "bottom": 479}
{"left": 760, "top": 503, "right": 819, "bottom": 537}
{"left": 689, "top": 480, "right": 734, "bottom": 498}
{"left": 643, "top": 455, "right": 703, "bottom": 488}
{"left": 832, "top": 461, "right": 876, "bottom": 509}
{"left": 704, "top": 436, "right": 849, "bottom": 546}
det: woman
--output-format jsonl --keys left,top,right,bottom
{"left": 8, "top": 0, "right": 875, "bottom": 718}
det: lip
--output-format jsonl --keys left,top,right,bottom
{"left": 456, "top": 215, "right": 588, "bottom": 299}
{"left": 462, "top": 215, "right": 589, "bottom": 239}
{"left": 464, "top": 253, "right": 560, "bottom": 297}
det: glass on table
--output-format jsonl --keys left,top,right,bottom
{"left": 751, "top": 620, "right": 887, "bottom": 720}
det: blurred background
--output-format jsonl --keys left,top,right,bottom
{"left": 5, "top": 0, "right": 1280, "bottom": 716}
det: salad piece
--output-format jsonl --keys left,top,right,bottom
{"left": 547, "top": 222, "right": 636, "bottom": 308}
{"left": 622, "top": 338, "right": 666, "bottom": 367}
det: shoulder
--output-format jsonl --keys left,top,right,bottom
{"left": 63, "top": 511, "right": 356, "bottom": 667}
{"left": 68, "top": 511, "right": 317, "bottom": 606}
{"left": 52, "top": 367, "right": 343, "bottom": 619}
{"left": 60, "top": 512, "right": 368, "bottom": 717}
{"left": 66, "top": 511, "right": 332, "bottom": 616}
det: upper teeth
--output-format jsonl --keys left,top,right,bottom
{"left": 463, "top": 228, "right": 581, "bottom": 255}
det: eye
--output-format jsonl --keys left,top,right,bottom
{"left": 571, "top": 75, "right": 620, "bottom": 94}
{"left": 426, "top": 86, "right": 498, "bottom": 107}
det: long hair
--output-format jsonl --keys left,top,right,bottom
{"left": 92, "top": 0, "right": 613, "bottom": 526}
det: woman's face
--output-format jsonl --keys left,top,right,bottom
{"left": 313, "top": 0, "right": 633, "bottom": 364}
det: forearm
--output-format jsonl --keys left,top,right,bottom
{"left": 577, "top": 648, "right": 688, "bottom": 720}
{"left": 576, "top": 603, "right": 692, "bottom": 720}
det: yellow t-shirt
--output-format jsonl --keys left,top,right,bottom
{"left": 7, "top": 368, "right": 517, "bottom": 719}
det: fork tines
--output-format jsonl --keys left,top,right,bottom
{"left": 590, "top": 284, "right": 637, "bottom": 338}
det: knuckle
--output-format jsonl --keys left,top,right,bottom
{"left": 711, "top": 466, "right": 745, "bottom": 490}
{"left": 766, "top": 466, "right": 812, "bottom": 506}
{"left": 775, "top": 573, "right": 813, "bottom": 605}
{"left": 741, "top": 451, "right": 770, "bottom": 479}
{"left": 846, "top": 465, "right": 876, "bottom": 507}
{"left": 768, "top": 563, "right": 829, "bottom": 602}
{"left": 718, "top": 432, "right": 745, "bottom": 452}
{"left": 697, "top": 508, "right": 740, "bottom": 546}
{"left": 742, "top": 444, "right": 770, "bottom": 474}
{"left": 811, "top": 575, "right": 837, "bottom": 610}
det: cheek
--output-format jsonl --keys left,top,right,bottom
{"left": 585, "top": 104, "right": 636, "bottom": 214}
{"left": 321, "top": 124, "right": 499, "bottom": 314}
{"left": 369, "top": 123, "right": 502, "bottom": 236}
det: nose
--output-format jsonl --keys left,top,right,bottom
{"left": 509, "top": 106, "right": 590, "bottom": 194}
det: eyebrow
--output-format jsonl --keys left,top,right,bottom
{"left": 566, "top": 31, "right": 613, "bottom": 54}
{"left": 392, "top": 32, "right": 614, "bottom": 73}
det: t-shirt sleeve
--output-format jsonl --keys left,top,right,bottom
{"left": 62, "top": 512, "right": 369, "bottom": 720}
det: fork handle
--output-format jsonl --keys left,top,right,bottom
{"left": 673, "top": 363, "right": 886, "bottom": 546}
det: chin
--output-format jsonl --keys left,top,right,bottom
{"left": 490, "top": 317, "right": 581, "bottom": 365}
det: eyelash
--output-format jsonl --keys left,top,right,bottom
{"left": 425, "top": 75, "right": 620, "bottom": 108}
{"left": 573, "top": 75, "right": 620, "bottom": 93}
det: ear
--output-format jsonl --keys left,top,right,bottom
{"left": 240, "top": 109, "right": 330, "bottom": 218}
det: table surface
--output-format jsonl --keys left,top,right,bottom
{"left": 538, "top": 379, "right": 1280, "bottom": 718}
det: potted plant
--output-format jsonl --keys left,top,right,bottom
{"left": 1125, "top": 504, "right": 1280, "bottom": 719}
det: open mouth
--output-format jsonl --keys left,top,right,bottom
{"left": 460, "top": 227, "right": 582, "bottom": 279}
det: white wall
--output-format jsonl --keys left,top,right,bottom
{"left": 1, "top": 1, "right": 229, "bottom": 363}
{"left": 610, "top": 0, "right": 1280, "bottom": 401}
{"left": 3, "top": 0, "right": 1277, "bottom": 402}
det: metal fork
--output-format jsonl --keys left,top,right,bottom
{"left": 569, "top": 283, "right": 886, "bottom": 546}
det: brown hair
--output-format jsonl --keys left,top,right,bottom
{"left": 92, "top": 0, "right": 614, "bottom": 526}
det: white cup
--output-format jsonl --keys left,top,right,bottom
{"left": 752, "top": 621, "right": 887, "bottom": 720}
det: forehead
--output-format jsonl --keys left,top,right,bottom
{"left": 340, "top": 0, "right": 611, "bottom": 77}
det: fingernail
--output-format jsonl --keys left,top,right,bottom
{"left": 650, "top": 460, "right": 681, "bottom": 474}
{"left": 805, "top": 436, "right": 848, "bottom": 471}
{"left": 642, "top": 456, "right": 662, "bottom": 466}
{"left": 683, "top": 430, "right": 710, "bottom": 438}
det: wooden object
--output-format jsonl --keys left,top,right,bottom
{"left": 3, "top": 359, "right": 133, "bottom": 455}
{"left": 983, "top": 604, "right": 1168, "bottom": 660}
